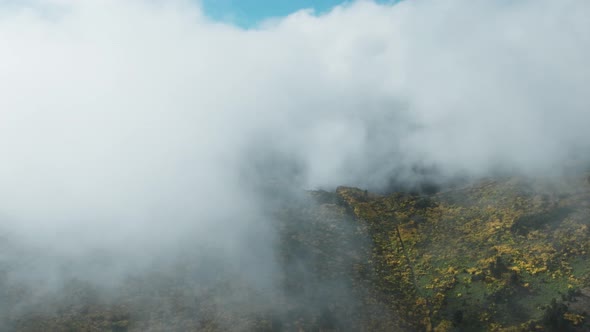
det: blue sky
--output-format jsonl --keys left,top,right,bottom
{"left": 201, "top": 0, "right": 387, "bottom": 27}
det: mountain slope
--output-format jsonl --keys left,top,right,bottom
{"left": 4, "top": 175, "right": 590, "bottom": 331}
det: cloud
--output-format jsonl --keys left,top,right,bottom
{"left": 0, "top": 0, "right": 588, "bottom": 315}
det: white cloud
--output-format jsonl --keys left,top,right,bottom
{"left": 0, "top": 0, "right": 588, "bottom": 286}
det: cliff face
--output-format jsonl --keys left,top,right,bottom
{"left": 4, "top": 176, "right": 590, "bottom": 331}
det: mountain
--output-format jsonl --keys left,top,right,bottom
{"left": 4, "top": 175, "right": 590, "bottom": 331}
{"left": 333, "top": 175, "right": 590, "bottom": 331}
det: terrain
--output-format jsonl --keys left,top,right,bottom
{"left": 2, "top": 174, "right": 590, "bottom": 331}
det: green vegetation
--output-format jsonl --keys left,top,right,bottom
{"left": 336, "top": 175, "right": 590, "bottom": 331}
{"left": 4, "top": 175, "right": 590, "bottom": 331}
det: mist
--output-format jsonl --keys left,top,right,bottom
{"left": 0, "top": 0, "right": 589, "bottom": 329}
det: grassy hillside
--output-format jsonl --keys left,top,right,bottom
{"left": 3, "top": 175, "right": 590, "bottom": 331}
{"left": 336, "top": 175, "right": 590, "bottom": 331}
